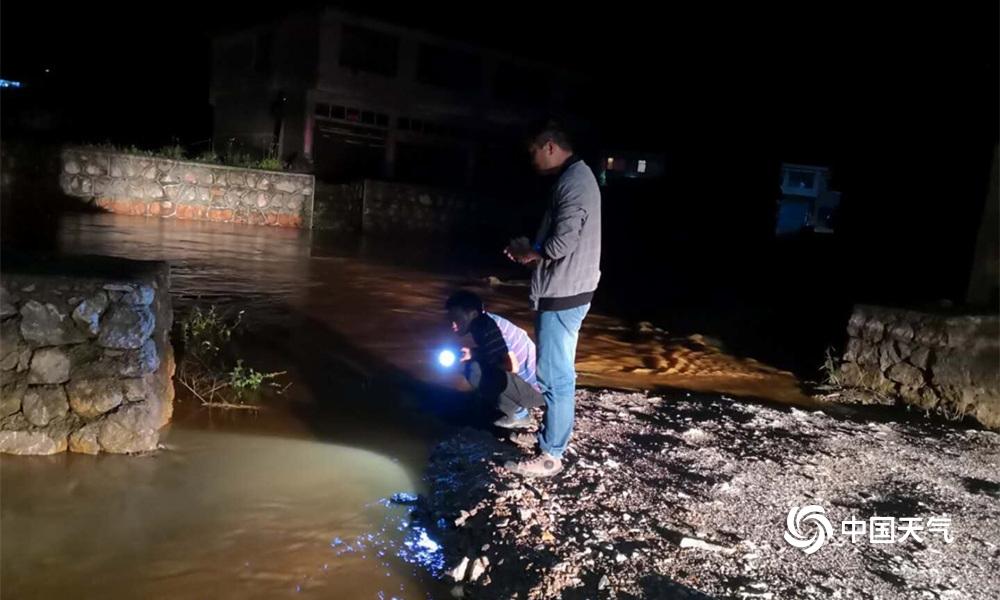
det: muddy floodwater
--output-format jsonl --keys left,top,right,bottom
{"left": 2, "top": 213, "right": 814, "bottom": 599}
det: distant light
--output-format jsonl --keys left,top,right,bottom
{"left": 637, "top": 159, "right": 647, "bottom": 174}
{"left": 437, "top": 349, "right": 456, "bottom": 368}
{"left": 606, "top": 157, "right": 614, "bottom": 169}
{"left": 0, "top": 79, "right": 22, "bottom": 89}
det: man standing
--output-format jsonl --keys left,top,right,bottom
{"left": 504, "top": 120, "right": 601, "bottom": 477}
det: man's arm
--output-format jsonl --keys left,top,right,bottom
{"left": 540, "top": 183, "right": 588, "bottom": 261}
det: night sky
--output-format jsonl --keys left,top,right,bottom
{"left": 4, "top": 2, "right": 996, "bottom": 152}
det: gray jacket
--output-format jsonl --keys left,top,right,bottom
{"left": 530, "top": 158, "right": 602, "bottom": 310}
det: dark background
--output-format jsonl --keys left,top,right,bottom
{"left": 2, "top": 1, "right": 997, "bottom": 374}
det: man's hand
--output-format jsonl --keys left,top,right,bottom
{"left": 504, "top": 246, "right": 543, "bottom": 265}
{"left": 504, "top": 237, "right": 542, "bottom": 265}
{"left": 459, "top": 347, "right": 472, "bottom": 362}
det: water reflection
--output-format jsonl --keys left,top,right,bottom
{"left": 1, "top": 429, "right": 445, "bottom": 599}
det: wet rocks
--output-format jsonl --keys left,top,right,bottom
{"left": 1, "top": 259, "right": 174, "bottom": 455}
{"left": 20, "top": 300, "right": 87, "bottom": 346}
{"left": 97, "top": 304, "right": 155, "bottom": 349}
{"left": 0, "top": 317, "right": 25, "bottom": 370}
{"left": 22, "top": 385, "right": 69, "bottom": 426}
{"left": 0, "top": 426, "right": 70, "bottom": 455}
{"left": 68, "top": 421, "right": 101, "bottom": 455}
{"left": 29, "top": 347, "right": 70, "bottom": 384}
{"left": 97, "top": 401, "right": 160, "bottom": 454}
{"left": 0, "top": 382, "right": 26, "bottom": 418}
{"left": 71, "top": 291, "right": 109, "bottom": 335}
{"left": 66, "top": 378, "right": 124, "bottom": 419}
{"left": 837, "top": 305, "right": 999, "bottom": 429}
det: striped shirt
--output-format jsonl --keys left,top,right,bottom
{"left": 468, "top": 312, "right": 537, "bottom": 389}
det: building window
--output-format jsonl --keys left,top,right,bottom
{"left": 417, "top": 43, "right": 482, "bottom": 91}
{"left": 318, "top": 103, "right": 390, "bottom": 128}
{"left": 339, "top": 24, "right": 399, "bottom": 77}
{"left": 787, "top": 170, "right": 816, "bottom": 190}
{"left": 637, "top": 160, "right": 647, "bottom": 174}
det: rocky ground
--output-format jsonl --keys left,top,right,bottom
{"left": 410, "top": 390, "right": 1000, "bottom": 599}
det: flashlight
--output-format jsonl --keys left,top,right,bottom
{"left": 437, "top": 349, "right": 457, "bottom": 368}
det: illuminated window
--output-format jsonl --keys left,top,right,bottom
{"left": 637, "top": 160, "right": 647, "bottom": 173}
{"left": 788, "top": 170, "right": 816, "bottom": 190}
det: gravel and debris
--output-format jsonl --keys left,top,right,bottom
{"left": 410, "top": 390, "right": 1000, "bottom": 599}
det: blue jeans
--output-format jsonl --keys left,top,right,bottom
{"left": 535, "top": 303, "right": 590, "bottom": 458}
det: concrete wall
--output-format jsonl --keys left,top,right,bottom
{"left": 59, "top": 148, "right": 315, "bottom": 229}
{"left": 1, "top": 257, "right": 175, "bottom": 455}
{"left": 838, "top": 304, "right": 1000, "bottom": 429}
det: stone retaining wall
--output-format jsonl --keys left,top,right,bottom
{"left": 59, "top": 148, "right": 314, "bottom": 229}
{"left": 838, "top": 304, "right": 999, "bottom": 429}
{"left": 313, "top": 181, "right": 363, "bottom": 233}
{"left": 362, "top": 180, "right": 482, "bottom": 234}
{"left": 313, "top": 180, "right": 484, "bottom": 234}
{"left": 1, "top": 256, "right": 175, "bottom": 455}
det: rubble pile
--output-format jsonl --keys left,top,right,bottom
{"left": 414, "top": 390, "right": 1000, "bottom": 599}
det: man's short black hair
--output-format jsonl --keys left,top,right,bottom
{"left": 526, "top": 118, "right": 574, "bottom": 153}
{"left": 445, "top": 290, "right": 484, "bottom": 313}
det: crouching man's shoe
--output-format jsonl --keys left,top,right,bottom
{"left": 504, "top": 452, "right": 562, "bottom": 478}
{"left": 508, "top": 431, "right": 537, "bottom": 448}
{"left": 493, "top": 413, "right": 536, "bottom": 430}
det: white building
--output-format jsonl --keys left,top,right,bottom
{"left": 210, "top": 9, "right": 587, "bottom": 187}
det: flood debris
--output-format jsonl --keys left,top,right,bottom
{"left": 411, "top": 389, "right": 1000, "bottom": 598}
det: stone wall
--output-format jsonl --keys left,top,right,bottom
{"left": 1, "top": 256, "right": 175, "bottom": 455}
{"left": 59, "top": 148, "right": 315, "bottom": 229}
{"left": 313, "top": 181, "right": 363, "bottom": 232}
{"left": 361, "top": 180, "right": 482, "bottom": 234}
{"left": 838, "top": 304, "right": 1000, "bottom": 429}
{"left": 313, "top": 179, "right": 486, "bottom": 235}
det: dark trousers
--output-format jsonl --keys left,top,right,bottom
{"left": 465, "top": 360, "right": 544, "bottom": 417}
